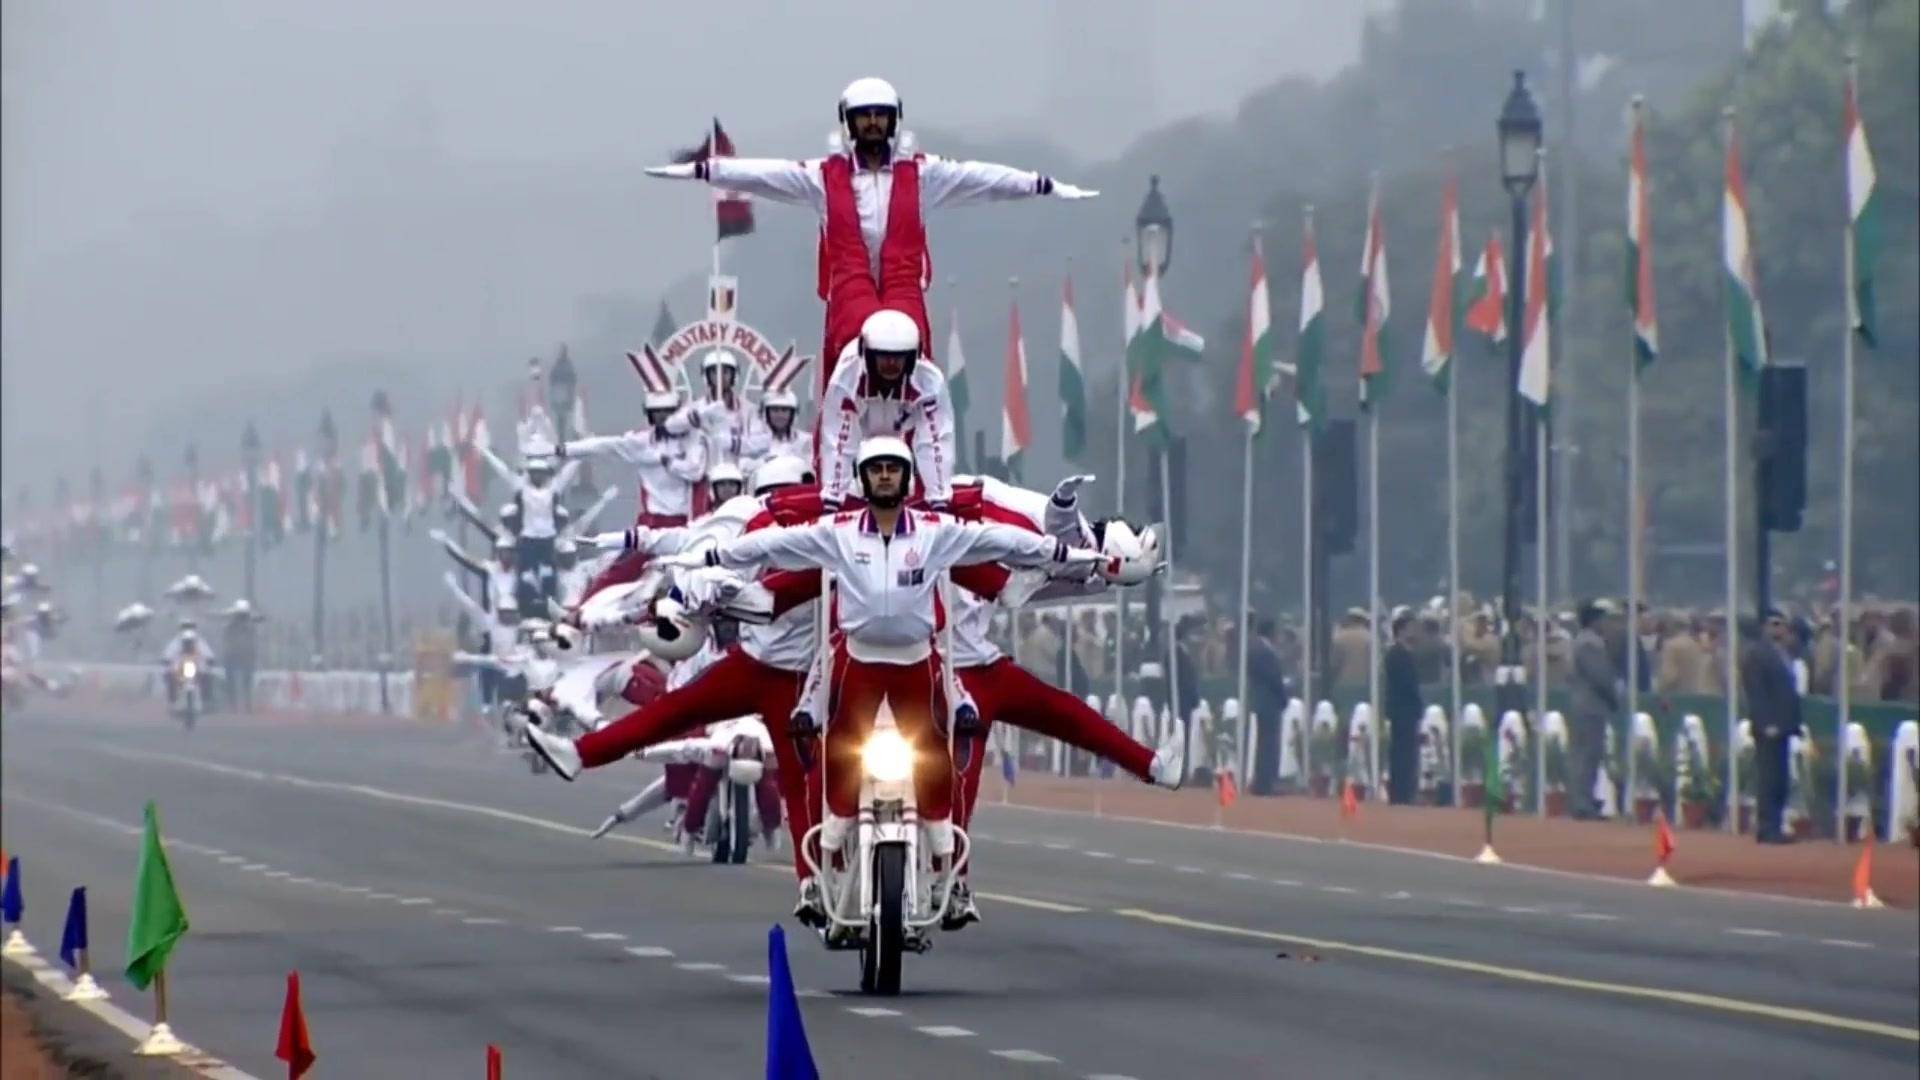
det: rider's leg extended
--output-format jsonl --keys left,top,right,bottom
{"left": 972, "top": 658, "right": 1169, "bottom": 783}
{"left": 574, "top": 647, "right": 774, "bottom": 769}
{"left": 682, "top": 757, "right": 723, "bottom": 837}
{"left": 823, "top": 652, "right": 954, "bottom": 830}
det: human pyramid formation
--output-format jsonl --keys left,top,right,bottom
{"left": 430, "top": 76, "right": 1182, "bottom": 940}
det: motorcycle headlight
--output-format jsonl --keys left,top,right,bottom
{"left": 180, "top": 661, "right": 197, "bottom": 679}
{"left": 861, "top": 728, "right": 914, "bottom": 784}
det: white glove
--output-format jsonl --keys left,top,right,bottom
{"left": 587, "top": 531, "right": 629, "bottom": 552}
{"left": 429, "top": 528, "right": 451, "bottom": 546}
{"left": 644, "top": 163, "right": 699, "bottom": 180}
{"left": 1050, "top": 474, "right": 1096, "bottom": 507}
{"left": 652, "top": 550, "right": 711, "bottom": 570}
{"left": 1052, "top": 182, "right": 1099, "bottom": 200}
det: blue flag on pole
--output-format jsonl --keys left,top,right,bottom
{"left": 59, "top": 887, "right": 88, "bottom": 970}
{"left": 1, "top": 857, "right": 21, "bottom": 923}
{"left": 764, "top": 925, "right": 818, "bottom": 1080}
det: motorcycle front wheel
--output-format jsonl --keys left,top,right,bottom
{"left": 860, "top": 844, "right": 906, "bottom": 995}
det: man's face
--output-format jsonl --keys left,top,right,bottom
{"left": 712, "top": 481, "right": 744, "bottom": 503}
{"left": 1766, "top": 615, "right": 1791, "bottom": 648}
{"left": 528, "top": 468, "right": 552, "bottom": 488}
{"left": 766, "top": 406, "right": 795, "bottom": 433}
{"left": 848, "top": 106, "right": 895, "bottom": 144}
{"left": 862, "top": 459, "right": 907, "bottom": 503}
{"left": 870, "top": 350, "right": 911, "bottom": 384}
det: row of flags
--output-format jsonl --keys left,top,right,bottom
{"left": 953, "top": 62, "right": 1883, "bottom": 464}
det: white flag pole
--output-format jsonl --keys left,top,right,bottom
{"left": 1115, "top": 238, "right": 1133, "bottom": 737}
{"left": 1536, "top": 411, "right": 1550, "bottom": 818}
{"left": 1367, "top": 406, "right": 1381, "bottom": 800}
{"left": 1235, "top": 424, "right": 1255, "bottom": 785}
{"left": 1836, "top": 53, "right": 1859, "bottom": 842}
{"left": 1447, "top": 300, "right": 1464, "bottom": 807}
{"left": 1723, "top": 106, "right": 1742, "bottom": 835}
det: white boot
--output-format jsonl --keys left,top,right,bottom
{"left": 792, "top": 877, "right": 827, "bottom": 929}
{"left": 522, "top": 720, "right": 581, "bottom": 780}
{"left": 1149, "top": 722, "right": 1187, "bottom": 790}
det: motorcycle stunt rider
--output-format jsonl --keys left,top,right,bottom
{"left": 743, "top": 389, "right": 812, "bottom": 476}
{"left": 820, "top": 309, "right": 954, "bottom": 510}
{"left": 478, "top": 441, "right": 580, "bottom": 605}
{"left": 561, "top": 388, "right": 708, "bottom": 600}
{"left": 672, "top": 437, "right": 1099, "bottom": 907}
{"left": 644, "top": 77, "right": 1096, "bottom": 388}
{"left": 162, "top": 617, "right": 214, "bottom": 706}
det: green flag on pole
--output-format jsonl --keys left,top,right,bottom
{"left": 124, "top": 801, "right": 189, "bottom": 991}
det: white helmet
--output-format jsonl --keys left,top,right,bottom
{"left": 700, "top": 351, "right": 738, "bottom": 398}
{"left": 636, "top": 594, "right": 707, "bottom": 662}
{"left": 706, "top": 462, "right": 746, "bottom": 499}
{"left": 838, "top": 77, "right": 902, "bottom": 145}
{"left": 643, "top": 389, "right": 682, "bottom": 413}
{"left": 855, "top": 436, "right": 914, "bottom": 504}
{"left": 760, "top": 389, "right": 799, "bottom": 412}
{"left": 700, "top": 350, "right": 738, "bottom": 374}
{"left": 860, "top": 309, "right": 920, "bottom": 356}
{"left": 750, "top": 455, "right": 814, "bottom": 496}
{"left": 1096, "top": 520, "right": 1160, "bottom": 585}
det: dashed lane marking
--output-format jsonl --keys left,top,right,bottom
{"left": 397, "top": 897, "right": 435, "bottom": 906}
{"left": 978, "top": 892, "right": 1088, "bottom": 914}
{"left": 1572, "top": 912, "right": 1621, "bottom": 922}
{"left": 584, "top": 932, "right": 627, "bottom": 942}
{"left": 1820, "top": 938, "right": 1872, "bottom": 949}
{"left": 462, "top": 917, "right": 506, "bottom": 926}
{"left": 992, "top": 1049, "right": 1061, "bottom": 1063}
{"left": 846, "top": 1006, "right": 902, "bottom": 1018}
{"left": 548, "top": 925, "right": 584, "bottom": 934}
{"left": 1083, "top": 851, "right": 1115, "bottom": 859}
{"left": 917, "top": 1025, "right": 975, "bottom": 1038}
{"left": 674, "top": 962, "right": 726, "bottom": 972}
{"left": 1320, "top": 885, "right": 1357, "bottom": 895}
{"left": 1271, "top": 879, "right": 1302, "bottom": 887}
{"left": 1115, "top": 907, "right": 1920, "bottom": 1043}
{"left": 727, "top": 974, "right": 772, "bottom": 986}
{"left": 1726, "top": 928, "right": 1783, "bottom": 939}
{"left": 625, "top": 946, "right": 675, "bottom": 958}
{"left": 1125, "top": 857, "right": 1156, "bottom": 866}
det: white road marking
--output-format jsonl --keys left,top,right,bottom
{"left": 1501, "top": 905, "right": 1544, "bottom": 915}
{"left": 284, "top": 876, "right": 316, "bottom": 886}
{"left": 916, "top": 1025, "right": 975, "bottom": 1038}
{"left": 795, "top": 988, "right": 831, "bottom": 999}
{"left": 397, "top": 897, "right": 434, "bottom": 906}
{"left": 847, "top": 1006, "right": 902, "bottom": 1017}
{"left": 1083, "top": 851, "right": 1114, "bottom": 859}
{"left": 462, "top": 917, "right": 505, "bottom": 926}
{"left": 4, "top": 952, "right": 266, "bottom": 1080}
{"left": 262, "top": 870, "right": 292, "bottom": 879}
{"left": 1043, "top": 842, "right": 1072, "bottom": 851}
{"left": 978, "top": 892, "right": 1088, "bottom": 914}
{"left": 366, "top": 892, "right": 396, "bottom": 900}
{"left": 1572, "top": 912, "right": 1621, "bottom": 922}
{"left": 1000, "top": 838, "right": 1031, "bottom": 846}
{"left": 1271, "top": 879, "right": 1302, "bottom": 887}
{"left": 727, "top": 974, "right": 772, "bottom": 985}
{"left": 992, "top": 1049, "right": 1061, "bottom": 1063}
{"left": 625, "top": 946, "right": 674, "bottom": 958}
{"left": 340, "top": 886, "right": 374, "bottom": 894}
{"left": 1320, "top": 886, "right": 1357, "bottom": 895}
{"left": 675, "top": 962, "right": 726, "bottom": 972}
{"left": 1439, "top": 897, "right": 1483, "bottom": 908}
{"left": 585, "top": 932, "right": 627, "bottom": 942}
{"left": 1726, "top": 927, "right": 1783, "bottom": 939}
{"left": 548, "top": 926, "right": 584, "bottom": 934}
{"left": 200, "top": 848, "right": 227, "bottom": 857}
{"left": 241, "top": 863, "right": 269, "bottom": 871}
{"left": 1176, "top": 866, "right": 1206, "bottom": 875}
{"left": 1086, "top": 1074, "right": 1144, "bottom": 1080}
{"left": 217, "top": 855, "right": 245, "bottom": 864}
{"left": 1125, "top": 857, "right": 1156, "bottom": 866}
{"left": 1225, "top": 872, "right": 1257, "bottom": 881}
{"left": 1819, "top": 938, "right": 1872, "bottom": 949}
{"left": 432, "top": 909, "right": 467, "bottom": 917}
{"left": 1382, "top": 890, "right": 1412, "bottom": 900}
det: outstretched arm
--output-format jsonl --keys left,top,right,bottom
{"left": 478, "top": 444, "right": 522, "bottom": 491}
{"left": 686, "top": 157, "right": 824, "bottom": 210}
{"left": 714, "top": 520, "right": 838, "bottom": 572}
{"left": 442, "top": 571, "right": 492, "bottom": 625}
{"left": 552, "top": 459, "right": 583, "bottom": 495}
{"left": 919, "top": 157, "right": 1098, "bottom": 210}
{"left": 448, "top": 492, "right": 500, "bottom": 544}
{"left": 429, "top": 529, "right": 486, "bottom": 577}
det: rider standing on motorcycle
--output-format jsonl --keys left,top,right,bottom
{"left": 820, "top": 309, "right": 954, "bottom": 510}
{"left": 683, "top": 437, "right": 1099, "bottom": 879}
{"left": 643, "top": 77, "right": 1096, "bottom": 389}
{"left": 162, "top": 618, "right": 213, "bottom": 706}
{"left": 561, "top": 388, "right": 707, "bottom": 600}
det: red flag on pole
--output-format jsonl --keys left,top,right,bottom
{"left": 675, "top": 118, "right": 754, "bottom": 240}
{"left": 275, "top": 971, "right": 315, "bottom": 1078}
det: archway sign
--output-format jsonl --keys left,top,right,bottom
{"left": 626, "top": 275, "right": 811, "bottom": 407}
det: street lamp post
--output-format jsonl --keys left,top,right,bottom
{"left": 313, "top": 410, "right": 337, "bottom": 668}
{"left": 136, "top": 455, "right": 156, "bottom": 600}
{"left": 1134, "top": 176, "right": 1183, "bottom": 768}
{"left": 241, "top": 422, "right": 262, "bottom": 606}
{"left": 1496, "top": 71, "right": 1543, "bottom": 783}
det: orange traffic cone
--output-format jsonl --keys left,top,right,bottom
{"left": 1851, "top": 831, "right": 1885, "bottom": 909}
{"left": 1339, "top": 780, "right": 1359, "bottom": 820}
{"left": 1647, "top": 812, "right": 1677, "bottom": 887}
{"left": 1215, "top": 770, "right": 1238, "bottom": 810}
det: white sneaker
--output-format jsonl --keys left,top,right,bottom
{"left": 522, "top": 721, "right": 581, "bottom": 780}
{"left": 1149, "top": 723, "right": 1187, "bottom": 790}
{"left": 792, "top": 877, "right": 827, "bottom": 929}
{"left": 941, "top": 880, "right": 980, "bottom": 931}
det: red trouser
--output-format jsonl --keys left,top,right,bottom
{"left": 684, "top": 759, "right": 784, "bottom": 840}
{"left": 576, "top": 647, "right": 818, "bottom": 879}
{"left": 577, "top": 512, "right": 688, "bottom": 606}
{"left": 826, "top": 649, "right": 952, "bottom": 821}
{"left": 954, "top": 659, "right": 1156, "bottom": 833}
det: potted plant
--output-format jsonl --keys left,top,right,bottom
{"left": 1543, "top": 737, "right": 1569, "bottom": 817}
{"left": 1309, "top": 725, "right": 1337, "bottom": 798}
{"left": 1844, "top": 753, "right": 1874, "bottom": 843}
{"left": 1458, "top": 725, "right": 1487, "bottom": 808}
{"left": 1680, "top": 741, "right": 1718, "bottom": 829}
{"left": 1632, "top": 740, "right": 1665, "bottom": 824}
{"left": 1736, "top": 741, "right": 1757, "bottom": 835}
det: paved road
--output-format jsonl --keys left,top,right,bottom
{"left": 4, "top": 707, "right": 1916, "bottom": 1079}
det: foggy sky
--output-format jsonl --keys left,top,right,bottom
{"left": 0, "top": 0, "right": 1364, "bottom": 485}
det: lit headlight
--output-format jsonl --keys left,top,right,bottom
{"left": 861, "top": 728, "right": 913, "bottom": 783}
{"left": 180, "top": 661, "right": 197, "bottom": 680}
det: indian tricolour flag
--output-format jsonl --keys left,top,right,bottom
{"left": 1234, "top": 235, "right": 1275, "bottom": 434}
{"left": 1845, "top": 63, "right": 1880, "bottom": 347}
{"left": 1126, "top": 268, "right": 1204, "bottom": 441}
{"left": 1421, "top": 167, "right": 1462, "bottom": 392}
{"left": 1059, "top": 277, "right": 1087, "bottom": 459}
{"left": 1464, "top": 231, "right": 1507, "bottom": 343}
{"left": 946, "top": 309, "right": 971, "bottom": 430}
{"left": 1723, "top": 113, "right": 1768, "bottom": 376}
{"left": 1001, "top": 298, "right": 1032, "bottom": 478}
{"left": 1628, "top": 98, "right": 1659, "bottom": 368}
{"left": 1356, "top": 176, "right": 1390, "bottom": 409}
{"left": 1519, "top": 162, "right": 1553, "bottom": 410}
{"left": 1296, "top": 208, "right": 1325, "bottom": 431}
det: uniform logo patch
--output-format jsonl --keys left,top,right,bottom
{"left": 896, "top": 568, "right": 925, "bottom": 586}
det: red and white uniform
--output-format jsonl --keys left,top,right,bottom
{"left": 818, "top": 349, "right": 954, "bottom": 508}
{"left": 564, "top": 428, "right": 706, "bottom": 524}
{"left": 699, "top": 152, "right": 1053, "bottom": 386}
{"left": 711, "top": 508, "right": 1071, "bottom": 825}
{"left": 678, "top": 398, "right": 748, "bottom": 470}
{"left": 742, "top": 419, "right": 814, "bottom": 477}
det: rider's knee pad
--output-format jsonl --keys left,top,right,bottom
{"left": 820, "top": 814, "right": 854, "bottom": 853}
{"left": 925, "top": 819, "right": 955, "bottom": 859}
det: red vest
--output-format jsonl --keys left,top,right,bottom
{"left": 817, "top": 154, "right": 933, "bottom": 397}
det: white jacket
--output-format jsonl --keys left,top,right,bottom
{"left": 713, "top": 509, "right": 1080, "bottom": 664}
{"left": 818, "top": 345, "right": 955, "bottom": 507}
{"left": 564, "top": 429, "right": 707, "bottom": 518}
{"left": 742, "top": 418, "right": 814, "bottom": 477}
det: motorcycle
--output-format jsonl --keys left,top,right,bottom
{"left": 170, "top": 653, "right": 210, "bottom": 728}
{"left": 800, "top": 697, "right": 970, "bottom": 996}
{"left": 701, "top": 733, "right": 770, "bottom": 865}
